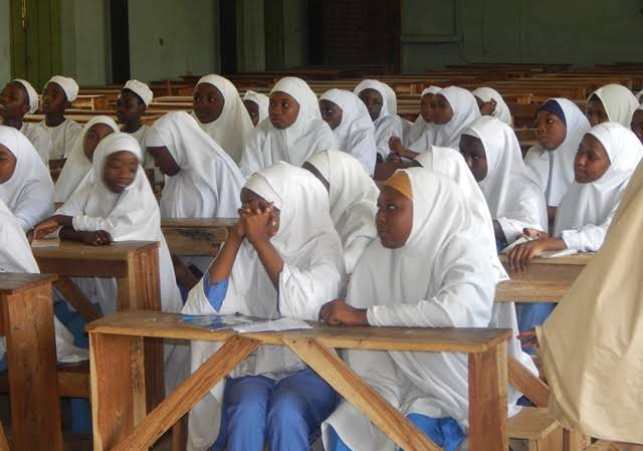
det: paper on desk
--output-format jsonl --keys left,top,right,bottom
{"left": 539, "top": 248, "right": 578, "bottom": 258}
{"left": 233, "top": 317, "right": 312, "bottom": 333}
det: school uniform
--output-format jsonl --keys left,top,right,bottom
{"left": 588, "top": 84, "right": 639, "bottom": 127}
{"left": 432, "top": 86, "right": 481, "bottom": 149}
{"left": 183, "top": 163, "right": 345, "bottom": 451}
{"left": 472, "top": 87, "right": 513, "bottom": 125}
{"left": 404, "top": 86, "right": 441, "bottom": 150}
{"left": 120, "top": 80, "right": 155, "bottom": 170}
{"left": 243, "top": 90, "right": 269, "bottom": 124}
{"left": 12, "top": 79, "right": 52, "bottom": 163}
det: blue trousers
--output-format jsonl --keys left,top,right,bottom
{"left": 327, "top": 413, "right": 465, "bottom": 451}
{"left": 211, "top": 368, "right": 339, "bottom": 451}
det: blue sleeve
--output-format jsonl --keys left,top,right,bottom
{"left": 202, "top": 272, "right": 229, "bottom": 312}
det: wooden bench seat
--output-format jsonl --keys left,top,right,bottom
{"left": 508, "top": 407, "right": 562, "bottom": 451}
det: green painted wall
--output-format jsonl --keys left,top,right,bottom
{"left": 128, "top": 0, "right": 220, "bottom": 81}
{"left": 0, "top": 0, "right": 10, "bottom": 86}
{"left": 236, "top": 0, "right": 266, "bottom": 72}
{"left": 401, "top": 0, "right": 643, "bottom": 72}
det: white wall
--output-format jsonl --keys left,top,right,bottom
{"left": 128, "top": 0, "right": 219, "bottom": 81}
{"left": 0, "top": 0, "right": 11, "bottom": 86}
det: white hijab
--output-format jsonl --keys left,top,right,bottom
{"left": 524, "top": 98, "right": 591, "bottom": 207}
{"left": 472, "top": 87, "right": 512, "bottom": 125}
{"left": 405, "top": 86, "right": 441, "bottom": 149}
{"left": 54, "top": 116, "right": 119, "bottom": 203}
{"left": 464, "top": 116, "right": 548, "bottom": 242}
{"left": 243, "top": 90, "right": 270, "bottom": 124}
{"left": 324, "top": 168, "right": 496, "bottom": 451}
{"left": 183, "top": 162, "right": 345, "bottom": 451}
{"left": 146, "top": 111, "right": 245, "bottom": 219}
{"left": 13, "top": 79, "right": 39, "bottom": 113}
{"left": 555, "top": 123, "right": 643, "bottom": 236}
{"left": 192, "top": 75, "right": 254, "bottom": 163}
{"left": 433, "top": 86, "right": 481, "bottom": 149}
{"left": 0, "top": 125, "right": 54, "bottom": 230}
{"left": 319, "top": 89, "right": 377, "bottom": 175}
{"left": 588, "top": 84, "right": 639, "bottom": 127}
{"left": 306, "top": 150, "right": 379, "bottom": 273}
{"left": 240, "top": 77, "right": 337, "bottom": 175}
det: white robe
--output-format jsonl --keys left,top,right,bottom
{"left": 319, "top": 89, "right": 377, "bottom": 175}
{"left": 240, "top": 77, "right": 337, "bottom": 176}
{"left": 472, "top": 87, "right": 513, "bottom": 125}
{"left": 588, "top": 84, "right": 639, "bottom": 127}
{"left": 20, "top": 122, "right": 52, "bottom": 164}
{"left": 37, "top": 118, "right": 83, "bottom": 161}
{"left": 182, "top": 163, "right": 345, "bottom": 451}
{"left": 433, "top": 86, "right": 481, "bottom": 149}
{"left": 405, "top": 86, "right": 441, "bottom": 150}
{"left": 354, "top": 79, "right": 404, "bottom": 159}
{"left": 243, "top": 90, "right": 269, "bottom": 124}
{"left": 306, "top": 150, "right": 379, "bottom": 274}
{"left": 464, "top": 116, "right": 548, "bottom": 243}
{"left": 554, "top": 122, "right": 643, "bottom": 252}
{"left": 524, "top": 98, "right": 591, "bottom": 207}
{"left": 323, "top": 168, "right": 501, "bottom": 451}
{"left": 54, "top": 116, "right": 120, "bottom": 203}
{"left": 192, "top": 75, "right": 254, "bottom": 164}
{"left": 0, "top": 125, "right": 54, "bottom": 230}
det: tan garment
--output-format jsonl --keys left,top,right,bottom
{"left": 538, "top": 160, "right": 643, "bottom": 444}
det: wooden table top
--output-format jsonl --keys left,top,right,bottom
{"left": 161, "top": 218, "right": 237, "bottom": 229}
{"left": 0, "top": 273, "right": 58, "bottom": 294}
{"left": 86, "top": 311, "right": 512, "bottom": 354}
{"left": 32, "top": 241, "right": 159, "bottom": 261}
{"left": 498, "top": 252, "right": 594, "bottom": 267}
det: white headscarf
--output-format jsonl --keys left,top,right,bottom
{"left": 183, "top": 162, "right": 345, "bottom": 451}
{"left": 54, "top": 115, "right": 119, "bottom": 203}
{"left": 323, "top": 168, "right": 497, "bottom": 451}
{"left": 0, "top": 125, "right": 54, "bottom": 230}
{"left": 554, "top": 123, "right": 643, "bottom": 251}
{"left": 354, "top": 79, "right": 404, "bottom": 158}
{"left": 319, "top": 89, "right": 377, "bottom": 175}
{"left": 240, "top": 77, "right": 337, "bottom": 175}
{"left": 588, "top": 84, "right": 639, "bottom": 127}
{"left": 524, "top": 98, "right": 591, "bottom": 207}
{"left": 46, "top": 76, "right": 79, "bottom": 102}
{"left": 306, "top": 150, "right": 378, "bottom": 273}
{"left": 433, "top": 86, "right": 481, "bottom": 149}
{"left": 464, "top": 116, "right": 548, "bottom": 242}
{"left": 243, "top": 90, "right": 270, "bottom": 124}
{"left": 13, "top": 79, "right": 39, "bottom": 113}
{"left": 147, "top": 111, "right": 245, "bottom": 220}
{"left": 405, "top": 86, "right": 441, "bottom": 149}
{"left": 472, "top": 87, "right": 512, "bottom": 125}
{"left": 123, "top": 79, "right": 154, "bottom": 107}
{"left": 192, "top": 75, "right": 254, "bottom": 163}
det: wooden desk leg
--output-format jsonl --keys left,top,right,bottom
{"left": 90, "top": 333, "right": 147, "bottom": 451}
{"left": 468, "top": 342, "right": 508, "bottom": 451}
{"left": 284, "top": 337, "right": 441, "bottom": 451}
{"left": 2, "top": 284, "right": 63, "bottom": 451}
{"left": 0, "top": 421, "right": 9, "bottom": 451}
{"left": 508, "top": 356, "right": 550, "bottom": 408}
{"left": 110, "top": 336, "right": 259, "bottom": 451}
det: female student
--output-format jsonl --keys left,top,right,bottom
{"left": 524, "top": 98, "right": 590, "bottom": 219}
{"left": 243, "top": 90, "right": 269, "bottom": 126}
{"left": 472, "top": 87, "right": 512, "bottom": 125}
{"left": 183, "top": 162, "right": 345, "bottom": 451}
{"left": 304, "top": 150, "right": 379, "bottom": 273}
{"left": 431, "top": 86, "right": 481, "bottom": 149}
{"left": 0, "top": 79, "right": 51, "bottom": 162}
{"left": 632, "top": 105, "right": 643, "bottom": 144}
{"left": 387, "top": 86, "right": 441, "bottom": 161}
{"left": 192, "top": 75, "right": 254, "bottom": 164}
{"left": 319, "top": 168, "right": 499, "bottom": 451}
{"left": 318, "top": 89, "right": 377, "bottom": 175}
{"left": 37, "top": 76, "right": 83, "bottom": 162}
{"left": 240, "top": 77, "right": 337, "bottom": 176}
{"left": 0, "top": 125, "right": 54, "bottom": 231}
{"left": 116, "top": 79, "right": 153, "bottom": 146}
{"left": 54, "top": 115, "right": 119, "bottom": 203}
{"left": 586, "top": 83, "right": 638, "bottom": 127}
{"left": 460, "top": 116, "right": 548, "bottom": 247}
{"left": 354, "top": 79, "right": 404, "bottom": 159}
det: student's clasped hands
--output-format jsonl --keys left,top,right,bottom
{"left": 234, "top": 203, "right": 278, "bottom": 244}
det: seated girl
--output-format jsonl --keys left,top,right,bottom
{"left": 0, "top": 125, "right": 54, "bottom": 230}
{"left": 241, "top": 77, "right": 337, "bottom": 176}
{"left": 192, "top": 75, "right": 254, "bottom": 163}
{"left": 632, "top": 105, "right": 643, "bottom": 144}
{"left": 431, "top": 86, "right": 481, "bottom": 149}
{"left": 472, "top": 87, "right": 512, "bottom": 125}
{"left": 319, "top": 89, "right": 377, "bottom": 175}
{"left": 586, "top": 84, "right": 638, "bottom": 127}
{"left": 319, "top": 168, "right": 500, "bottom": 451}
{"left": 54, "top": 115, "right": 119, "bottom": 203}
{"left": 182, "top": 162, "right": 345, "bottom": 451}
{"left": 243, "top": 90, "right": 269, "bottom": 126}
{"left": 460, "top": 116, "right": 548, "bottom": 248}
{"left": 304, "top": 150, "right": 379, "bottom": 274}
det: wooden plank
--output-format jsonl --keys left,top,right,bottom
{"left": 468, "top": 342, "right": 508, "bottom": 451}
{"left": 109, "top": 336, "right": 260, "bottom": 451}
{"left": 508, "top": 407, "right": 559, "bottom": 440}
{"left": 54, "top": 276, "right": 102, "bottom": 322}
{"left": 508, "top": 357, "right": 550, "bottom": 408}
{"left": 563, "top": 429, "right": 591, "bottom": 451}
{"left": 161, "top": 218, "right": 234, "bottom": 257}
{"left": 284, "top": 336, "right": 441, "bottom": 451}
{"left": 0, "top": 422, "right": 9, "bottom": 451}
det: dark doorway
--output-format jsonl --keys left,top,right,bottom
{"left": 219, "top": 0, "right": 237, "bottom": 75}
{"left": 109, "top": 0, "right": 130, "bottom": 83}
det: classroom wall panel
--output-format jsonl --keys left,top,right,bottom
{"left": 0, "top": 0, "right": 10, "bottom": 86}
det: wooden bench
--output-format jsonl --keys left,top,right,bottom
{"left": 161, "top": 218, "right": 235, "bottom": 257}
{"left": 87, "top": 311, "right": 511, "bottom": 451}
{"left": 508, "top": 407, "right": 563, "bottom": 451}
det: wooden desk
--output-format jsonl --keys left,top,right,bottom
{"left": 161, "top": 218, "right": 236, "bottom": 257}
{"left": 88, "top": 311, "right": 510, "bottom": 451}
{"left": 495, "top": 253, "right": 592, "bottom": 302}
{"left": 0, "top": 273, "right": 63, "bottom": 451}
